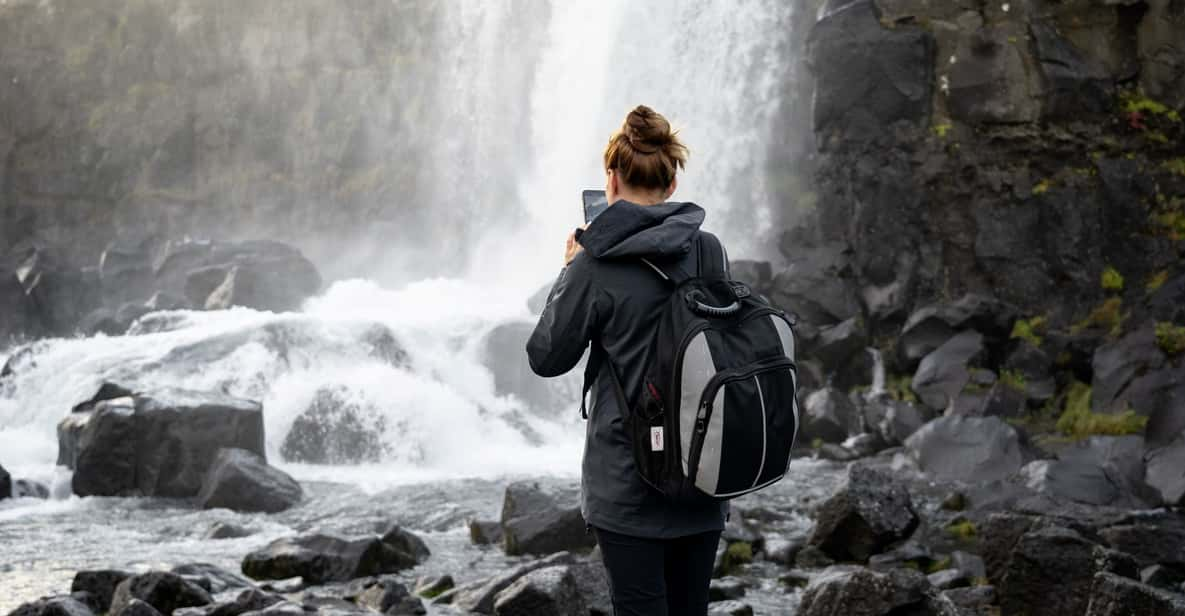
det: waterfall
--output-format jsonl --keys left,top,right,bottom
{"left": 0, "top": 0, "right": 803, "bottom": 490}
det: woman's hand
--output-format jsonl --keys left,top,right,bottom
{"left": 564, "top": 226, "right": 587, "bottom": 265}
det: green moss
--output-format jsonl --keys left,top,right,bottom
{"left": 947, "top": 519, "right": 978, "bottom": 540}
{"left": 1146, "top": 131, "right": 1171, "bottom": 144}
{"left": 1147, "top": 271, "right": 1169, "bottom": 293}
{"left": 933, "top": 123, "right": 952, "bottom": 138}
{"left": 1071, "top": 298, "right": 1126, "bottom": 337}
{"left": 724, "top": 542, "right": 754, "bottom": 572}
{"left": 1011, "top": 316, "right": 1047, "bottom": 347}
{"left": 887, "top": 375, "right": 917, "bottom": 403}
{"left": 1154, "top": 209, "right": 1185, "bottom": 240}
{"left": 928, "top": 557, "right": 954, "bottom": 574}
{"left": 1155, "top": 322, "right": 1185, "bottom": 356}
{"left": 811, "top": 437, "right": 824, "bottom": 450}
{"left": 1121, "top": 91, "right": 1182, "bottom": 123}
{"left": 999, "top": 369, "right": 1027, "bottom": 391}
{"left": 1032, "top": 179, "right": 1052, "bottom": 195}
{"left": 971, "top": 576, "right": 991, "bottom": 587}
{"left": 1101, "top": 266, "right": 1125, "bottom": 292}
{"left": 1163, "top": 158, "right": 1185, "bottom": 177}
{"left": 1055, "top": 382, "right": 1147, "bottom": 438}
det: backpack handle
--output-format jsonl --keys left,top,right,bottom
{"left": 685, "top": 289, "right": 741, "bottom": 318}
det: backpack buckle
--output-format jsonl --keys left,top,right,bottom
{"left": 729, "top": 281, "right": 751, "bottom": 300}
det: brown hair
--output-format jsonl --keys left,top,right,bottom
{"left": 603, "top": 105, "right": 688, "bottom": 192}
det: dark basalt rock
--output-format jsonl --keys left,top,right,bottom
{"left": 61, "top": 388, "right": 265, "bottom": 498}
{"left": 0, "top": 264, "right": 43, "bottom": 344}
{"left": 898, "top": 295, "right": 1017, "bottom": 368}
{"left": 1030, "top": 21, "right": 1114, "bottom": 121}
{"left": 500, "top": 481, "right": 594, "bottom": 557}
{"left": 356, "top": 578, "right": 421, "bottom": 614}
{"left": 801, "top": 388, "right": 861, "bottom": 444}
{"left": 197, "top": 448, "right": 302, "bottom": 513}
{"left": 469, "top": 519, "right": 504, "bottom": 546}
{"left": 0, "top": 462, "right": 10, "bottom": 500}
{"left": 998, "top": 526, "right": 1108, "bottom": 616}
{"left": 241, "top": 527, "right": 428, "bottom": 584}
{"left": 768, "top": 243, "right": 860, "bottom": 327}
{"left": 109, "top": 572, "right": 213, "bottom": 616}
{"left": 437, "top": 552, "right": 576, "bottom": 614}
{"left": 911, "top": 331, "right": 987, "bottom": 412}
{"left": 905, "top": 415, "right": 1024, "bottom": 483}
{"left": 71, "top": 383, "right": 136, "bottom": 414}
{"left": 798, "top": 565, "right": 930, "bottom": 616}
{"left": 480, "top": 320, "right": 582, "bottom": 414}
{"left": 808, "top": 464, "right": 919, "bottom": 563}
{"left": 1145, "top": 406, "right": 1185, "bottom": 507}
{"left": 706, "top": 600, "right": 754, "bottom": 616}
{"left": 72, "top": 570, "right": 132, "bottom": 613}
{"left": 279, "top": 385, "right": 390, "bottom": 465}
{"left": 1091, "top": 326, "right": 1167, "bottom": 414}
{"left": 170, "top": 563, "right": 255, "bottom": 595}
{"left": 7, "top": 597, "right": 98, "bottom": 616}
{"left": 157, "top": 240, "right": 321, "bottom": 313}
{"left": 172, "top": 588, "right": 283, "bottom": 616}
{"left": 1084, "top": 572, "right": 1185, "bottom": 616}
{"left": 492, "top": 566, "right": 586, "bottom": 616}
{"left": 113, "top": 600, "right": 162, "bottom": 616}
{"left": 1098, "top": 517, "right": 1185, "bottom": 569}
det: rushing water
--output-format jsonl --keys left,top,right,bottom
{"left": 0, "top": 0, "right": 807, "bottom": 610}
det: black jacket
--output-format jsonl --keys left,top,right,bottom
{"left": 526, "top": 200, "right": 728, "bottom": 538}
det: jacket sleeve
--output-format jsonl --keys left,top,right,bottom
{"left": 526, "top": 254, "right": 605, "bottom": 378}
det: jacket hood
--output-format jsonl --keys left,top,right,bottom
{"left": 578, "top": 200, "right": 705, "bottom": 260}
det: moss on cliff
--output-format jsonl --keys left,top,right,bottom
{"left": 1011, "top": 316, "right": 1047, "bottom": 347}
{"left": 1055, "top": 382, "right": 1147, "bottom": 438}
{"left": 1155, "top": 322, "right": 1185, "bottom": 356}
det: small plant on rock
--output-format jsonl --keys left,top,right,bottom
{"left": 1071, "top": 298, "right": 1126, "bottom": 337}
{"left": 1010, "top": 316, "right": 1047, "bottom": 347}
{"left": 1101, "top": 266, "right": 1125, "bottom": 292}
{"left": 946, "top": 519, "right": 977, "bottom": 541}
{"left": 1155, "top": 322, "right": 1185, "bottom": 356}
{"left": 1146, "top": 270, "right": 1169, "bottom": 293}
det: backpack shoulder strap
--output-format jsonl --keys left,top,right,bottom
{"left": 580, "top": 339, "right": 629, "bottom": 420}
{"left": 638, "top": 232, "right": 730, "bottom": 286}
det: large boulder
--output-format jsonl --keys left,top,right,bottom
{"left": 155, "top": 240, "right": 321, "bottom": 313}
{"left": 897, "top": 295, "right": 1017, "bottom": 367}
{"left": 197, "top": 448, "right": 302, "bottom": 513}
{"left": 905, "top": 415, "right": 1025, "bottom": 483}
{"left": 480, "top": 320, "right": 582, "bottom": 414}
{"left": 11, "top": 247, "right": 102, "bottom": 336}
{"left": 279, "top": 385, "right": 390, "bottom": 465}
{"left": 1030, "top": 21, "right": 1113, "bottom": 122}
{"left": 72, "top": 570, "right": 132, "bottom": 613}
{"left": 998, "top": 527, "right": 1113, "bottom": 616}
{"left": 109, "top": 572, "right": 213, "bottom": 616}
{"left": 1091, "top": 326, "right": 1167, "bottom": 414}
{"left": 798, "top": 565, "right": 930, "bottom": 616}
{"left": 806, "top": 0, "right": 934, "bottom": 144}
{"left": 241, "top": 527, "right": 427, "bottom": 584}
{"left": 6, "top": 597, "right": 97, "bottom": 616}
{"left": 437, "top": 552, "right": 576, "bottom": 614}
{"left": 1085, "top": 572, "right": 1185, "bottom": 616}
{"left": 0, "top": 462, "right": 10, "bottom": 500}
{"left": 1097, "top": 515, "right": 1185, "bottom": 569}
{"left": 1017, "top": 436, "right": 1158, "bottom": 508}
{"left": 768, "top": 243, "right": 860, "bottom": 327}
{"left": 808, "top": 464, "right": 919, "bottom": 562}
{"left": 1145, "top": 405, "right": 1185, "bottom": 507}
{"left": 492, "top": 566, "right": 586, "bottom": 616}
{"left": 911, "top": 331, "right": 987, "bottom": 412}
{"left": 0, "top": 265, "right": 42, "bottom": 344}
{"left": 801, "top": 388, "right": 862, "bottom": 444}
{"left": 61, "top": 388, "right": 265, "bottom": 498}
{"left": 500, "top": 482, "right": 594, "bottom": 557}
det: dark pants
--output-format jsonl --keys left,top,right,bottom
{"left": 593, "top": 527, "right": 721, "bottom": 616}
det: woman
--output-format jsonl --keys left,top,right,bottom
{"left": 526, "top": 105, "right": 728, "bottom": 616}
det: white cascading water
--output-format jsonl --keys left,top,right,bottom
{"left": 0, "top": 0, "right": 798, "bottom": 494}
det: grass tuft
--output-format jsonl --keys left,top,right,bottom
{"left": 1155, "top": 322, "right": 1185, "bottom": 356}
{"left": 1011, "top": 316, "right": 1047, "bottom": 347}
{"left": 1071, "top": 298, "right": 1126, "bottom": 337}
{"left": 1055, "top": 382, "right": 1147, "bottom": 438}
{"left": 1101, "top": 266, "right": 1125, "bottom": 292}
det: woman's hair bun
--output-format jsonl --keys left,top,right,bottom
{"left": 623, "top": 105, "right": 673, "bottom": 154}
{"left": 604, "top": 105, "right": 688, "bottom": 192}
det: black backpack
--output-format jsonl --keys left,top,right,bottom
{"left": 582, "top": 233, "right": 800, "bottom": 504}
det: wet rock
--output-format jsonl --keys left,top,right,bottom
{"left": 11, "top": 479, "right": 49, "bottom": 499}
{"left": 482, "top": 320, "right": 582, "bottom": 414}
{"left": 439, "top": 552, "right": 576, "bottom": 613}
{"left": 928, "top": 569, "right": 968, "bottom": 591}
{"left": 1002, "top": 342, "right": 1056, "bottom": 404}
{"left": 71, "top": 383, "right": 137, "bottom": 414}
{"left": 801, "top": 388, "right": 861, "bottom": 444}
{"left": 500, "top": 481, "right": 594, "bottom": 557}
{"left": 279, "top": 386, "right": 390, "bottom": 465}
{"left": 778, "top": 571, "right": 811, "bottom": 590}
{"left": 807, "top": 0, "right": 934, "bottom": 143}
{"left": 974, "top": 381, "right": 1027, "bottom": 419}
{"left": 113, "top": 600, "right": 161, "bottom": 616}
{"left": 380, "top": 523, "right": 431, "bottom": 568}
{"left": 63, "top": 388, "right": 265, "bottom": 498}
{"left": 873, "top": 398, "right": 928, "bottom": 446}
{"left": 767, "top": 243, "right": 860, "bottom": 326}
{"left": 568, "top": 559, "right": 612, "bottom": 616}
{"left": 204, "top": 523, "right": 255, "bottom": 540}
{"left": 13, "top": 248, "right": 101, "bottom": 336}
{"left": 414, "top": 575, "right": 455, "bottom": 599}
{"left": 867, "top": 541, "right": 935, "bottom": 572}
{"left": 812, "top": 317, "right": 866, "bottom": 370}
{"left": 0, "top": 462, "right": 9, "bottom": 500}
{"left": 808, "top": 464, "right": 919, "bottom": 562}
{"left": 904, "top": 415, "right": 1024, "bottom": 483}
{"left": 197, "top": 448, "right": 302, "bottom": 513}
{"left": 707, "top": 600, "right": 753, "bottom": 616}
{"left": 912, "top": 331, "right": 987, "bottom": 412}
{"left": 998, "top": 526, "right": 1103, "bottom": 616}
{"left": 357, "top": 579, "right": 420, "bottom": 614}
{"left": 72, "top": 570, "right": 132, "bottom": 613}
{"left": 762, "top": 536, "right": 805, "bottom": 567}
{"left": 979, "top": 513, "right": 1040, "bottom": 585}
{"left": 798, "top": 565, "right": 930, "bottom": 616}
{"left": 0, "top": 264, "right": 43, "bottom": 344}
{"left": 241, "top": 528, "right": 428, "bottom": 584}
{"left": 1085, "top": 572, "right": 1185, "bottom": 616}
{"left": 469, "top": 519, "right": 504, "bottom": 546}
{"left": 951, "top": 551, "right": 986, "bottom": 581}
{"left": 1030, "top": 21, "right": 1113, "bottom": 121}
{"left": 174, "top": 588, "right": 283, "bottom": 616}
{"left": 1017, "top": 456, "right": 1155, "bottom": 509}
{"left": 157, "top": 240, "right": 321, "bottom": 313}
{"left": 170, "top": 563, "right": 255, "bottom": 595}
{"left": 109, "top": 572, "right": 213, "bottom": 616}
{"left": 709, "top": 577, "right": 746, "bottom": 601}
{"left": 492, "top": 566, "right": 586, "bottom": 616}
{"left": 9, "top": 597, "right": 98, "bottom": 616}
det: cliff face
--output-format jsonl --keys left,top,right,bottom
{"left": 798, "top": 0, "right": 1183, "bottom": 342}
{"left": 0, "top": 1, "right": 545, "bottom": 280}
